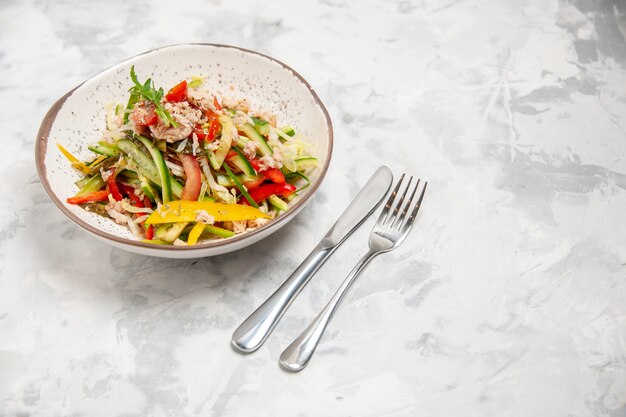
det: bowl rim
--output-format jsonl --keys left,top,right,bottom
{"left": 35, "top": 43, "right": 333, "bottom": 252}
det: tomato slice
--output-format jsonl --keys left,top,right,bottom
{"left": 130, "top": 103, "right": 158, "bottom": 126}
{"left": 165, "top": 80, "right": 187, "bottom": 102}
{"left": 179, "top": 154, "right": 202, "bottom": 201}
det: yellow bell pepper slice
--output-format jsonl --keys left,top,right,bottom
{"left": 57, "top": 143, "right": 91, "bottom": 174}
{"left": 187, "top": 222, "right": 206, "bottom": 246}
{"left": 145, "top": 200, "right": 270, "bottom": 225}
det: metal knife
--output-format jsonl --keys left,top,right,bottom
{"left": 231, "top": 166, "right": 393, "bottom": 353}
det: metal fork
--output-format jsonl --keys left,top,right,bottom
{"left": 279, "top": 175, "right": 427, "bottom": 371}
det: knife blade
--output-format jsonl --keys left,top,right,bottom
{"left": 231, "top": 166, "right": 393, "bottom": 353}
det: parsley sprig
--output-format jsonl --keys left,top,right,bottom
{"left": 128, "top": 66, "right": 178, "bottom": 127}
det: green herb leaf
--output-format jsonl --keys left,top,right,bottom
{"left": 223, "top": 164, "right": 258, "bottom": 208}
{"left": 128, "top": 66, "right": 179, "bottom": 127}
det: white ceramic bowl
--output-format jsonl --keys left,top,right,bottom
{"left": 36, "top": 44, "right": 333, "bottom": 258}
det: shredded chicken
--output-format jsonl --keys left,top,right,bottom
{"left": 105, "top": 198, "right": 129, "bottom": 224}
{"left": 259, "top": 148, "right": 283, "bottom": 170}
{"left": 231, "top": 221, "right": 248, "bottom": 234}
{"left": 195, "top": 210, "right": 215, "bottom": 225}
{"left": 187, "top": 88, "right": 211, "bottom": 111}
{"left": 173, "top": 239, "right": 187, "bottom": 246}
{"left": 148, "top": 101, "right": 204, "bottom": 143}
{"left": 247, "top": 217, "right": 270, "bottom": 229}
{"left": 242, "top": 141, "right": 259, "bottom": 159}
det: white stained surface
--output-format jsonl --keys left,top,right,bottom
{"left": 2, "top": 0, "right": 626, "bottom": 416}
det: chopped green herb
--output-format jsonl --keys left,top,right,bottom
{"left": 128, "top": 66, "right": 178, "bottom": 127}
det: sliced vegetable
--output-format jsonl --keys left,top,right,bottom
{"left": 145, "top": 200, "right": 269, "bottom": 225}
{"left": 223, "top": 164, "right": 258, "bottom": 208}
{"left": 75, "top": 173, "right": 105, "bottom": 196}
{"left": 179, "top": 154, "right": 201, "bottom": 201}
{"left": 268, "top": 195, "right": 288, "bottom": 212}
{"left": 207, "top": 114, "right": 234, "bottom": 170}
{"left": 264, "top": 167, "right": 286, "bottom": 184}
{"left": 129, "top": 65, "right": 178, "bottom": 127}
{"left": 165, "top": 80, "right": 187, "bottom": 102}
{"left": 88, "top": 142, "right": 120, "bottom": 157}
{"left": 145, "top": 225, "right": 155, "bottom": 240}
{"left": 187, "top": 222, "right": 205, "bottom": 245}
{"left": 237, "top": 124, "right": 272, "bottom": 156}
{"left": 280, "top": 125, "right": 296, "bottom": 137}
{"left": 206, "top": 113, "right": 220, "bottom": 142}
{"left": 295, "top": 156, "right": 319, "bottom": 171}
{"left": 251, "top": 116, "right": 270, "bottom": 136}
{"left": 107, "top": 171, "right": 123, "bottom": 201}
{"left": 188, "top": 76, "right": 203, "bottom": 89}
{"left": 193, "top": 125, "right": 206, "bottom": 141}
{"left": 159, "top": 222, "right": 188, "bottom": 243}
{"left": 57, "top": 143, "right": 90, "bottom": 174}
{"left": 226, "top": 147, "right": 256, "bottom": 176}
{"left": 67, "top": 190, "right": 110, "bottom": 205}
{"left": 244, "top": 183, "right": 296, "bottom": 204}
{"left": 136, "top": 135, "right": 172, "bottom": 203}
{"left": 130, "top": 102, "right": 158, "bottom": 126}
{"left": 204, "top": 224, "right": 235, "bottom": 238}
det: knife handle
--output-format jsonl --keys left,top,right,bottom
{"left": 231, "top": 244, "right": 333, "bottom": 353}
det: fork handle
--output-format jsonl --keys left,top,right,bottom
{"left": 279, "top": 249, "right": 379, "bottom": 372}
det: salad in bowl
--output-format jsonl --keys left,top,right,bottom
{"left": 37, "top": 44, "right": 332, "bottom": 258}
{"left": 59, "top": 66, "right": 318, "bottom": 246}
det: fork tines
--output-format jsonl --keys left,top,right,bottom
{"left": 381, "top": 174, "right": 427, "bottom": 231}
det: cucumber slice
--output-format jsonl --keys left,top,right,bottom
{"left": 89, "top": 142, "right": 120, "bottom": 157}
{"left": 238, "top": 124, "right": 272, "bottom": 156}
{"left": 207, "top": 115, "right": 234, "bottom": 170}
{"left": 204, "top": 224, "right": 235, "bottom": 238}
{"left": 235, "top": 135, "right": 250, "bottom": 149}
{"left": 140, "top": 176, "right": 157, "bottom": 202}
{"left": 135, "top": 136, "right": 172, "bottom": 203}
{"left": 157, "top": 222, "right": 188, "bottom": 243}
{"left": 217, "top": 173, "right": 263, "bottom": 187}
{"left": 280, "top": 125, "right": 296, "bottom": 137}
{"left": 295, "top": 157, "right": 318, "bottom": 171}
{"left": 75, "top": 173, "right": 105, "bottom": 196}
{"left": 117, "top": 140, "right": 161, "bottom": 184}
{"left": 268, "top": 195, "right": 288, "bottom": 212}
{"left": 227, "top": 147, "right": 256, "bottom": 176}
{"left": 251, "top": 117, "right": 271, "bottom": 136}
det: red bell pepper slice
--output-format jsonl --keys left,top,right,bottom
{"left": 242, "top": 183, "right": 296, "bottom": 205}
{"left": 193, "top": 125, "right": 206, "bottom": 141}
{"left": 203, "top": 110, "right": 220, "bottom": 142}
{"left": 117, "top": 183, "right": 143, "bottom": 206}
{"left": 145, "top": 225, "right": 154, "bottom": 240}
{"left": 263, "top": 168, "right": 286, "bottom": 184}
{"left": 107, "top": 171, "right": 123, "bottom": 201}
{"left": 213, "top": 97, "right": 222, "bottom": 110}
{"left": 67, "top": 190, "right": 110, "bottom": 205}
{"left": 165, "top": 80, "right": 187, "bottom": 102}
{"left": 248, "top": 157, "right": 261, "bottom": 172}
{"left": 179, "top": 154, "right": 202, "bottom": 201}
{"left": 242, "top": 174, "right": 265, "bottom": 189}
